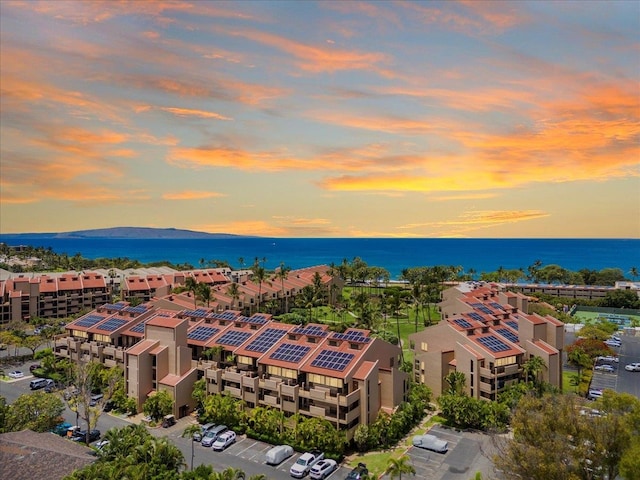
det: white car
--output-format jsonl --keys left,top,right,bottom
{"left": 8, "top": 370, "right": 24, "bottom": 379}
{"left": 604, "top": 339, "right": 621, "bottom": 347}
{"left": 587, "top": 389, "right": 604, "bottom": 400}
{"left": 594, "top": 364, "right": 615, "bottom": 373}
{"left": 596, "top": 356, "right": 619, "bottom": 363}
{"left": 212, "top": 430, "right": 236, "bottom": 451}
{"left": 290, "top": 451, "right": 324, "bottom": 478}
{"left": 309, "top": 459, "right": 338, "bottom": 480}
{"left": 625, "top": 363, "right": 640, "bottom": 372}
{"left": 412, "top": 434, "right": 449, "bottom": 453}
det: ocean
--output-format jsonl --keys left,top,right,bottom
{"left": 1, "top": 237, "right": 638, "bottom": 280}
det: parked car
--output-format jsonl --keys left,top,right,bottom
{"left": 193, "top": 422, "right": 216, "bottom": 442}
{"left": 596, "top": 356, "right": 619, "bottom": 363}
{"left": 51, "top": 422, "right": 73, "bottom": 436}
{"left": 625, "top": 363, "right": 640, "bottom": 372}
{"left": 89, "top": 393, "right": 104, "bottom": 406}
{"left": 201, "top": 425, "right": 228, "bottom": 447}
{"left": 604, "top": 339, "right": 621, "bottom": 347}
{"left": 63, "top": 388, "right": 79, "bottom": 400}
{"left": 265, "top": 444, "right": 294, "bottom": 465}
{"left": 309, "top": 459, "right": 338, "bottom": 480}
{"left": 72, "top": 429, "right": 101, "bottom": 443}
{"left": 290, "top": 450, "right": 324, "bottom": 478}
{"left": 345, "top": 463, "right": 369, "bottom": 480}
{"left": 412, "top": 433, "right": 449, "bottom": 453}
{"left": 212, "top": 430, "right": 236, "bottom": 451}
{"left": 29, "top": 364, "right": 41, "bottom": 372}
{"left": 30, "top": 378, "right": 51, "bottom": 390}
{"left": 594, "top": 364, "right": 615, "bottom": 373}
{"left": 587, "top": 389, "right": 604, "bottom": 400}
{"left": 8, "top": 371, "right": 24, "bottom": 379}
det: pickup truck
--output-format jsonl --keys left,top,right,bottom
{"left": 289, "top": 450, "right": 324, "bottom": 478}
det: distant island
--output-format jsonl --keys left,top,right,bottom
{"left": 1, "top": 227, "right": 248, "bottom": 240}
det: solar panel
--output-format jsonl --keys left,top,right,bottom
{"left": 292, "top": 325, "right": 328, "bottom": 337}
{"left": 468, "top": 312, "right": 484, "bottom": 322}
{"left": 103, "top": 303, "right": 125, "bottom": 310}
{"left": 311, "top": 349, "right": 354, "bottom": 371}
{"left": 184, "top": 309, "right": 208, "bottom": 318}
{"left": 217, "top": 330, "right": 252, "bottom": 347}
{"left": 74, "top": 314, "right": 105, "bottom": 328}
{"left": 124, "top": 305, "right": 148, "bottom": 314}
{"left": 489, "top": 302, "right": 504, "bottom": 311}
{"left": 129, "top": 320, "right": 148, "bottom": 333}
{"left": 246, "top": 314, "right": 269, "bottom": 325}
{"left": 97, "top": 318, "right": 128, "bottom": 332}
{"left": 187, "top": 326, "right": 220, "bottom": 342}
{"left": 477, "top": 335, "right": 511, "bottom": 353}
{"left": 332, "top": 330, "right": 371, "bottom": 343}
{"left": 495, "top": 328, "right": 519, "bottom": 343}
{"left": 245, "top": 328, "right": 287, "bottom": 353}
{"left": 476, "top": 305, "right": 494, "bottom": 315}
{"left": 454, "top": 318, "right": 473, "bottom": 329}
{"left": 269, "top": 343, "right": 310, "bottom": 363}
{"left": 505, "top": 320, "right": 519, "bottom": 331}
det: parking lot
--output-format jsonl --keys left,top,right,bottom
{"left": 589, "top": 334, "right": 640, "bottom": 398}
{"left": 158, "top": 421, "right": 346, "bottom": 480}
{"left": 379, "top": 425, "right": 497, "bottom": 480}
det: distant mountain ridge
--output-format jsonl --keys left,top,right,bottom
{"left": 2, "top": 227, "right": 248, "bottom": 239}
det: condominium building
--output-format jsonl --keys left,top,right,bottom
{"left": 54, "top": 300, "right": 408, "bottom": 439}
{"left": 409, "top": 283, "right": 563, "bottom": 400}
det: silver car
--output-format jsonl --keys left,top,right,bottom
{"left": 412, "top": 434, "right": 448, "bottom": 453}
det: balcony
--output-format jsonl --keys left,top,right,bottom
{"left": 344, "top": 408, "right": 360, "bottom": 424}
{"left": 226, "top": 386, "right": 241, "bottom": 398}
{"left": 310, "top": 388, "right": 328, "bottom": 401}
{"left": 261, "top": 378, "right": 280, "bottom": 390}
{"left": 241, "top": 375, "right": 258, "bottom": 389}
{"left": 338, "top": 389, "right": 360, "bottom": 407}
{"left": 224, "top": 370, "right": 242, "bottom": 383}
{"left": 104, "top": 358, "right": 117, "bottom": 368}
{"left": 282, "top": 400, "right": 297, "bottom": 413}
{"left": 309, "top": 405, "right": 326, "bottom": 418}
{"left": 281, "top": 384, "right": 298, "bottom": 397}
{"left": 263, "top": 395, "right": 279, "bottom": 407}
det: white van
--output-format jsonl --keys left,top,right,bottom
{"left": 30, "top": 378, "right": 50, "bottom": 390}
{"left": 265, "top": 444, "right": 294, "bottom": 465}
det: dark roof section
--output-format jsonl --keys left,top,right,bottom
{"left": 0, "top": 430, "right": 95, "bottom": 480}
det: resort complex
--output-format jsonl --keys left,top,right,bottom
{"left": 410, "top": 283, "right": 564, "bottom": 399}
{"left": 46, "top": 265, "right": 407, "bottom": 439}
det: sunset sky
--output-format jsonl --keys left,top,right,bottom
{"left": 1, "top": 0, "right": 639, "bottom": 238}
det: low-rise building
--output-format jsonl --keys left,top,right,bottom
{"left": 409, "top": 283, "right": 563, "bottom": 400}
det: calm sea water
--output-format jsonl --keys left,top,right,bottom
{"left": 1, "top": 237, "right": 638, "bottom": 280}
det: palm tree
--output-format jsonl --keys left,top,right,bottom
{"left": 522, "top": 355, "right": 546, "bottom": 385}
{"left": 182, "top": 424, "right": 202, "bottom": 470}
{"left": 216, "top": 466, "right": 246, "bottom": 480}
{"left": 197, "top": 283, "right": 212, "bottom": 308}
{"left": 252, "top": 261, "right": 270, "bottom": 313}
{"left": 386, "top": 455, "right": 416, "bottom": 480}
{"left": 227, "top": 283, "right": 241, "bottom": 311}
{"left": 445, "top": 371, "right": 466, "bottom": 396}
{"left": 185, "top": 276, "right": 198, "bottom": 308}
{"left": 275, "top": 262, "right": 291, "bottom": 313}
{"left": 630, "top": 266, "right": 638, "bottom": 281}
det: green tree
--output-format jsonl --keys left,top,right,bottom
{"left": 200, "top": 393, "right": 245, "bottom": 430}
{"left": 185, "top": 276, "right": 198, "bottom": 308}
{"left": 182, "top": 424, "right": 202, "bottom": 471}
{"left": 600, "top": 289, "right": 640, "bottom": 309}
{"left": 386, "top": 455, "right": 416, "bottom": 480}
{"left": 252, "top": 260, "right": 270, "bottom": 313}
{"left": 227, "top": 282, "right": 241, "bottom": 311}
{"left": 143, "top": 389, "right": 174, "bottom": 422}
{"left": 276, "top": 262, "right": 291, "bottom": 313}
{"left": 522, "top": 356, "right": 546, "bottom": 385}
{"left": 3, "top": 391, "right": 64, "bottom": 433}
{"left": 444, "top": 371, "right": 466, "bottom": 396}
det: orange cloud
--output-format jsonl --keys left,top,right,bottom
{"left": 162, "top": 191, "right": 227, "bottom": 200}
{"left": 221, "top": 27, "right": 391, "bottom": 74}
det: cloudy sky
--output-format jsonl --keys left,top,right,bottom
{"left": 1, "top": 0, "right": 638, "bottom": 238}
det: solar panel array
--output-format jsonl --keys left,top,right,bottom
{"left": 477, "top": 335, "right": 511, "bottom": 353}
{"left": 489, "top": 302, "right": 504, "bottom": 311}
{"left": 97, "top": 318, "right": 128, "bottom": 332}
{"left": 187, "top": 326, "right": 220, "bottom": 342}
{"left": 311, "top": 349, "right": 354, "bottom": 371}
{"left": 454, "top": 318, "right": 473, "bottom": 329}
{"left": 129, "top": 320, "right": 148, "bottom": 333}
{"left": 103, "top": 303, "right": 125, "bottom": 310}
{"left": 74, "top": 315, "right": 105, "bottom": 328}
{"left": 246, "top": 328, "right": 288, "bottom": 353}
{"left": 495, "top": 328, "right": 519, "bottom": 343}
{"left": 269, "top": 343, "right": 311, "bottom": 363}
{"left": 217, "top": 330, "right": 252, "bottom": 347}
{"left": 183, "top": 309, "right": 208, "bottom": 318}
{"left": 124, "top": 305, "right": 148, "bottom": 314}
{"left": 332, "top": 330, "right": 371, "bottom": 343}
{"left": 246, "top": 314, "right": 269, "bottom": 325}
{"left": 505, "top": 320, "right": 519, "bottom": 331}
{"left": 211, "top": 311, "right": 238, "bottom": 321}
{"left": 476, "top": 305, "right": 494, "bottom": 315}
{"left": 292, "top": 325, "right": 328, "bottom": 337}
{"left": 468, "top": 312, "right": 484, "bottom": 322}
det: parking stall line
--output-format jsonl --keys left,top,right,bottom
{"left": 236, "top": 440, "right": 259, "bottom": 457}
